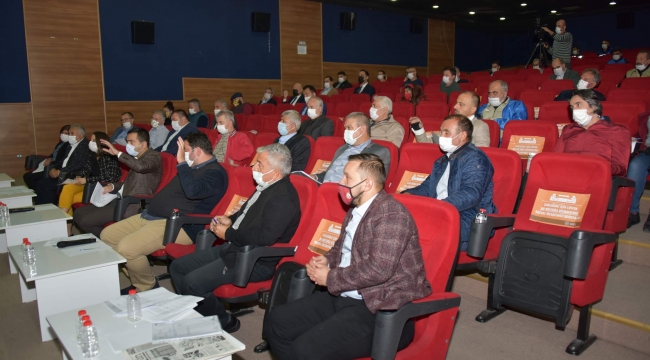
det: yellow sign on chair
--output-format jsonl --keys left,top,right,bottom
{"left": 507, "top": 136, "right": 545, "bottom": 158}
{"left": 308, "top": 219, "right": 342, "bottom": 255}
{"left": 529, "top": 189, "right": 591, "bottom": 228}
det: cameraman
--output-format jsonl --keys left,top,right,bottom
{"left": 542, "top": 19, "right": 573, "bottom": 69}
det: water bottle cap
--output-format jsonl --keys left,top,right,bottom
{"left": 83, "top": 320, "right": 92, "bottom": 327}
{"left": 78, "top": 310, "right": 87, "bottom": 316}
{"left": 25, "top": 240, "right": 31, "bottom": 245}
{"left": 82, "top": 315, "right": 90, "bottom": 321}
{"left": 173, "top": 208, "right": 179, "bottom": 212}
{"left": 480, "top": 208, "right": 486, "bottom": 212}
{"left": 23, "top": 238, "right": 29, "bottom": 244}
{"left": 129, "top": 289, "right": 137, "bottom": 295}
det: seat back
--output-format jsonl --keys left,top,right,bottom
{"left": 372, "top": 139, "right": 399, "bottom": 187}
{"left": 139, "top": 124, "right": 152, "bottom": 132}
{"left": 275, "top": 103, "right": 293, "bottom": 114}
{"left": 538, "top": 101, "right": 571, "bottom": 122}
{"left": 601, "top": 101, "right": 645, "bottom": 136}
{"left": 358, "top": 101, "right": 373, "bottom": 117}
{"left": 607, "top": 89, "right": 650, "bottom": 111}
{"left": 386, "top": 143, "right": 443, "bottom": 193}
{"left": 261, "top": 115, "right": 281, "bottom": 133}
{"left": 329, "top": 94, "right": 349, "bottom": 104}
{"left": 334, "top": 102, "right": 358, "bottom": 118}
{"left": 427, "top": 92, "right": 448, "bottom": 104}
{"left": 483, "top": 119, "right": 501, "bottom": 148}
{"left": 206, "top": 129, "right": 219, "bottom": 147}
{"left": 540, "top": 80, "right": 576, "bottom": 96}
{"left": 415, "top": 102, "right": 449, "bottom": 118}
{"left": 156, "top": 152, "right": 179, "bottom": 193}
{"left": 241, "top": 114, "right": 263, "bottom": 132}
{"left": 458, "top": 82, "right": 475, "bottom": 92}
{"left": 257, "top": 104, "right": 276, "bottom": 115}
{"left": 392, "top": 102, "right": 415, "bottom": 118}
{"left": 254, "top": 132, "right": 278, "bottom": 148}
{"left": 305, "top": 136, "right": 345, "bottom": 174}
{"left": 447, "top": 91, "right": 461, "bottom": 110}
{"left": 350, "top": 93, "right": 371, "bottom": 103}
{"left": 285, "top": 175, "right": 319, "bottom": 247}
{"left": 519, "top": 90, "right": 556, "bottom": 119}
{"left": 621, "top": 77, "right": 650, "bottom": 90}
{"left": 501, "top": 121, "right": 558, "bottom": 173}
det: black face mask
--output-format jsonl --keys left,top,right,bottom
{"left": 293, "top": 89, "right": 299, "bottom": 96}
{"left": 358, "top": 76, "right": 365, "bottom": 84}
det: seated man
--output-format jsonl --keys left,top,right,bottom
{"left": 33, "top": 124, "right": 93, "bottom": 205}
{"left": 377, "top": 69, "right": 387, "bottom": 82}
{"left": 187, "top": 98, "right": 209, "bottom": 128}
{"left": 353, "top": 69, "right": 375, "bottom": 98}
{"left": 266, "top": 153, "right": 431, "bottom": 359}
{"left": 149, "top": 110, "right": 170, "bottom": 149}
{"left": 333, "top": 71, "right": 352, "bottom": 90}
{"left": 626, "top": 50, "right": 650, "bottom": 78}
{"left": 24, "top": 125, "right": 70, "bottom": 190}
{"left": 320, "top": 76, "right": 339, "bottom": 97}
{"left": 289, "top": 83, "right": 305, "bottom": 106}
{"left": 550, "top": 58, "right": 581, "bottom": 87}
{"left": 403, "top": 66, "right": 424, "bottom": 87}
{"left": 369, "top": 95, "right": 405, "bottom": 148}
{"left": 555, "top": 89, "right": 630, "bottom": 178}
{"left": 490, "top": 61, "right": 500, "bottom": 76}
{"left": 75, "top": 128, "right": 162, "bottom": 237}
{"left": 455, "top": 66, "right": 470, "bottom": 83}
{"left": 276, "top": 110, "right": 311, "bottom": 172}
{"left": 299, "top": 85, "right": 327, "bottom": 116}
{"left": 404, "top": 115, "right": 497, "bottom": 250}
{"left": 213, "top": 110, "right": 255, "bottom": 166}
{"left": 170, "top": 143, "right": 300, "bottom": 332}
{"left": 299, "top": 97, "right": 334, "bottom": 140}
{"left": 314, "top": 112, "right": 390, "bottom": 183}
{"left": 599, "top": 40, "right": 612, "bottom": 57}
{"left": 410, "top": 91, "right": 490, "bottom": 147}
{"left": 555, "top": 68, "right": 606, "bottom": 101}
{"left": 571, "top": 46, "right": 582, "bottom": 58}
{"left": 231, "top": 92, "right": 254, "bottom": 115}
{"left": 477, "top": 80, "right": 527, "bottom": 129}
{"left": 531, "top": 58, "right": 544, "bottom": 73}
{"left": 156, "top": 109, "right": 199, "bottom": 155}
{"left": 440, "top": 66, "right": 461, "bottom": 97}
{"left": 102, "top": 132, "right": 228, "bottom": 294}
{"left": 608, "top": 49, "right": 628, "bottom": 64}
{"left": 110, "top": 112, "right": 137, "bottom": 146}
{"left": 259, "top": 88, "right": 277, "bottom": 106}
{"left": 627, "top": 143, "right": 650, "bottom": 231}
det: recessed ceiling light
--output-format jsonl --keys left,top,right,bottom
{"left": 521, "top": 3, "right": 527, "bottom": 6}
{"left": 433, "top": 5, "right": 439, "bottom": 8}
{"left": 469, "top": 11, "right": 475, "bottom": 15}
{"left": 551, "top": 10, "right": 557, "bottom": 13}
{"left": 500, "top": 17, "right": 506, "bottom": 20}
{"left": 609, "top": 1, "right": 616, "bottom": 4}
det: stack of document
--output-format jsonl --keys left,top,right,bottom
{"left": 104, "top": 287, "right": 203, "bottom": 322}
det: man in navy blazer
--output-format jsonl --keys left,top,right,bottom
{"left": 300, "top": 85, "right": 327, "bottom": 116}
{"left": 353, "top": 69, "right": 375, "bottom": 99}
{"left": 156, "top": 109, "right": 199, "bottom": 155}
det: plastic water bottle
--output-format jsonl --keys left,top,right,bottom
{"left": 171, "top": 208, "right": 180, "bottom": 220}
{"left": 81, "top": 320, "right": 99, "bottom": 358}
{"left": 0, "top": 202, "right": 8, "bottom": 226}
{"left": 24, "top": 241, "right": 35, "bottom": 265}
{"left": 76, "top": 313, "right": 90, "bottom": 345}
{"left": 21, "top": 238, "right": 29, "bottom": 262}
{"left": 127, "top": 289, "right": 142, "bottom": 322}
{"left": 475, "top": 208, "right": 488, "bottom": 224}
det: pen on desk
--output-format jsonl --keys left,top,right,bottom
{"left": 79, "top": 248, "right": 96, "bottom": 251}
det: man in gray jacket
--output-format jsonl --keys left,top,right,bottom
{"left": 549, "top": 58, "right": 580, "bottom": 87}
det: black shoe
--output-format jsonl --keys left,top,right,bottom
{"left": 222, "top": 316, "right": 241, "bottom": 334}
{"left": 152, "top": 279, "right": 160, "bottom": 290}
{"left": 120, "top": 285, "right": 136, "bottom": 296}
{"left": 644, "top": 214, "right": 650, "bottom": 233}
{"left": 628, "top": 212, "right": 641, "bottom": 228}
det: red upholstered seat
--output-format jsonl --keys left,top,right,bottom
{"left": 415, "top": 102, "right": 449, "bottom": 118}
{"left": 392, "top": 102, "right": 415, "bottom": 119}
{"left": 257, "top": 104, "right": 276, "bottom": 115}
{"left": 333, "top": 102, "right": 358, "bottom": 118}
{"left": 484, "top": 119, "right": 501, "bottom": 148}
{"left": 254, "top": 132, "right": 278, "bottom": 148}
{"left": 540, "top": 80, "right": 576, "bottom": 97}
{"left": 601, "top": 101, "right": 645, "bottom": 136}
{"left": 357, "top": 102, "right": 372, "bottom": 117}
{"left": 240, "top": 114, "right": 263, "bottom": 132}
{"left": 607, "top": 89, "right": 650, "bottom": 111}
{"left": 500, "top": 121, "right": 559, "bottom": 174}
{"left": 538, "top": 101, "right": 572, "bottom": 122}
{"left": 305, "top": 136, "right": 345, "bottom": 174}
{"left": 350, "top": 93, "right": 371, "bottom": 103}
{"left": 519, "top": 90, "right": 556, "bottom": 119}
{"left": 620, "top": 77, "right": 650, "bottom": 90}
{"left": 371, "top": 139, "right": 399, "bottom": 189}
{"left": 261, "top": 115, "right": 281, "bottom": 133}
{"left": 386, "top": 143, "right": 443, "bottom": 193}
{"left": 275, "top": 103, "right": 293, "bottom": 114}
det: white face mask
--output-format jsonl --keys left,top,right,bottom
{"left": 602, "top": 44, "right": 608, "bottom": 50}
{"left": 214, "top": 109, "right": 221, "bottom": 116}
{"left": 369, "top": 107, "right": 380, "bottom": 121}
{"left": 307, "top": 108, "right": 318, "bottom": 119}
{"left": 407, "top": 73, "right": 415, "bottom": 80}
{"left": 636, "top": 63, "right": 647, "bottom": 71}
{"left": 263, "top": 93, "right": 271, "bottom": 100}
{"left": 442, "top": 76, "right": 450, "bottom": 84}
{"left": 68, "top": 135, "right": 78, "bottom": 145}
{"left": 533, "top": 65, "right": 540, "bottom": 69}
{"left": 343, "top": 127, "right": 362, "bottom": 145}
{"left": 491, "top": 67, "right": 498, "bottom": 73}
{"left": 171, "top": 120, "right": 181, "bottom": 131}
{"left": 60, "top": 134, "right": 68, "bottom": 142}
{"left": 89, "top": 141, "right": 98, "bottom": 153}
{"left": 455, "top": 76, "right": 460, "bottom": 82}
{"left": 439, "top": 133, "right": 460, "bottom": 153}
{"left": 577, "top": 79, "right": 589, "bottom": 90}
{"left": 216, "top": 124, "right": 228, "bottom": 134}
{"left": 613, "top": 55, "right": 621, "bottom": 61}
{"left": 338, "top": 77, "right": 344, "bottom": 83}
{"left": 488, "top": 97, "right": 502, "bottom": 107}
{"left": 122, "top": 122, "right": 131, "bottom": 130}
{"left": 189, "top": 108, "right": 196, "bottom": 115}
{"left": 572, "top": 109, "right": 592, "bottom": 127}
{"left": 324, "top": 82, "right": 331, "bottom": 89}
{"left": 555, "top": 26, "right": 562, "bottom": 34}
{"left": 151, "top": 119, "right": 160, "bottom": 128}
{"left": 304, "top": 96, "right": 311, "bottom": 103}
{"left": 184, "top": 150, "right": 196, "bottom": 167}
{"left": 252, "top": 169, "right": 275, "bottom": 188}
{"left": 554, "top": 67, "right": 565, "bottom": 76}
{"left": 126, "top": 143, "right": 141, "bottom": 157}
{"left": 377, "top": 74, "right": 384, "bottom": 80}
{"left": 573, "top": 50, "right": 579, "bottom": 55}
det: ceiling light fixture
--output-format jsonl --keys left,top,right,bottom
{"left": 500, "top": 17, "right": 506, "bottom": 20}
{"left": 521, "top": 3, "right": 527, "bottom": 6}
{"left": 609, "top": 1, "right": 616, "bottom": 4}
{"left": 433, "top": 5, "right": 439, "bottom": 8}
{"left": 469, "top": 11, "right": 475, "bottom": 15}
{"left": 551, "top": 10, "right": 557, "bottom": 13}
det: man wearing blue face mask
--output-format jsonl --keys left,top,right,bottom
{"left": 75, "top": 128, "right": 162, "bottom": 237}
{"left": 403, "top": 115, "right": 497, "bottom": 251}
{"left": 274, "top": 110, "right": 310, "bottom": 172}
{"left": 110, "top": 112, "right": 139, "bottom": 146}
{"left": 169, "top": 143, "right": 300, "bottom": 333}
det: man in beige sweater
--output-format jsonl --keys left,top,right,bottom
{"left": 409, "top": 91, "right": 490, "bottom": 147}
{"left": 369, "top": 95, "right": 405, "bottom": 148}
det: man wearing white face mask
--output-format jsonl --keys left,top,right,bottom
{"left": 169, "top": 143, "right": 300, "bottom": 333}
{"left": 275, "top": 110, "right": 310, "bottom": 171}
{"left": 259, "top": 88, "right": 277, "bottom": 106}
{"left": 369, "top": 96, "right": 404, "bottom": 148}
{"left": 157, "top": 109, "right": 199, "bottom": 155}
{"left": 608, "top": 49, "right": 628, "bottom": 64}
{"left": 299, "top": 85, "right": 328, "bottom": 116}
{"left": 598, "top": 40, "right": 612, "bottom": 57}
{"left": 440, "top": 66, "right": 461, "bottom": 98}
{"left": 555, "top": 69, "right": 605, "bottom": 101}
{"left": 490, "top": 61, "right": 500, "bottom": 76}
{"left": 477, "top": 80, "right": 527, "bottom": 130}
{"left": 212, "top": 110, "right": 254, "bottom": 166}
{"left": 555, "top": 89, "right": 629, "bottom": 178}
{"left": 315, "top": 112, "right": 390, "bottom": 184}
{"left": 542, "top": 19, "right": 573, "bottom": 69}
{"left": 110, "top": 112, "right": 137, "bottom": 146}
{"left": 320, "top": 76, "right": 339, "bottom": 96}
{"left": 625, "top": 50, "right": 650, "bottom": 78}
{"left": 148, "top": 110, "right": 170, "bottom": 149}
{"left": 549, "top": 58, "right": 580, "bottom": 87}
{"left": 298, "top": 97, "right": 334, "bottom": 140}
{"left": 403, "top": 115, "right": 497, "bottom": 251}
{"left": 531, "top": 59, "right": 544, "bottom": 73}
{"left": 334, "top": 71, "right": 352, "bottom": 90}
{"left": 187, "top": 98, "right": 209, "bottom": 128}
{"left": 403, "top": 66, "right": 424, "bottom": 87}
{"left": 455, "top": 66, "right": 469, "bottom": 83}
{"left": 102, "top": 131, "right": 228, "bottom": 295}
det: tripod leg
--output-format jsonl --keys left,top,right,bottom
{"left": 525, "top": 43, "right": 541, "bottom": 69}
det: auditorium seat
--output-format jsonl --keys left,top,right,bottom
{"left": 620, "top": 77, "right": 650, "bottom": 90}
{"left": 540, "top": 80, "right": 576, "bottom": 97}
{"left": 234, "top": 114, "right": 245, "bottom": 130}
{"left": 415, "top": 102, "right": 449, "bottom": 118}
{"left": 257, "top": 104, "right": 276, "bottom": 115}
{"left": 458, "top": 82, "right": 475, "bottom": 92}
{"left": 500, "top": 121, "right": 559, "bottom": 173}
{"left": 607, "top": 89, "right": 650, "bottom": 110}
{"left": 475, "top": 82, "right": 491, "bottom": 102}
{"left": 240, "top": 114, "right": 263, "bottom": 132}
{"left": 198, "top": 128, "right": 210, "bottom": 136}
{"left": 254, "top": 132, "right": 278, "bottom": 148}
{"left": 595, "top": 80, "right": 617, "bottom": 97}
{"left": 525, "top": 73, "right": 548, "bottom": 89}
{"left": 599, "top": 69, "right": 628, "bottom": 83}
{"left": 350, "top": 93, "right": 371, "bottom": 103}
{"left": 507, "top": 81, "right": 534, "bottom": 100}
{"left": 329, "top": 94, "right": 349, "bottom": 105}
{"left": 305, "top": 136, "right": 345, "bottom": 175}
{"left": 261, "top": 115, "right": 281, "bottom": 133}
{"left": 334, "top": 102, "right": 358, "bottom": 118}
{"left": 484, "top": 120, "right": 501, "bottom": 148}
{"left": 447, "top": 91, "right": 460, "bottom": 110}
{"left": 139, "top": 124, "right": 152, "bottom": 132}
{"left": 250, "top": 104, "right": 258, "bottom": 115}
{"left": 537, "top": 101, "right": 572, "bottom": 122}
{"left": 519, "top": 90, "right": 556, "bottom": 119}
{"left": 206, "top": 114, "right": 215, "bottom": 129}
{"left": 427, "top": 91, "right": 448, "bottom": 104}
{"left": 572, "top": 64, "right": 599, "bottom": 74}
{"left": 386, "top": 143, "right": 443, "bottom": 193}
{"left": 470, "top": 73, "right": 492, "bottom": 84}
{"left": 332, "top": 116, "right": 345, "bottom": 137}
{"left": 358, "top": 102, "right": 372, "bottom": 117}
{"left": 275, "top": 103, "right": 293, "bottom": 114}
{"left": 407, "top": 117, "right": 443, "bottom": 143}
{"left": 392, "top": 102, "right": 415, "bottom": 119}
{"left": 470, "top": 153, "right": 616, "bottom": 356}
{"left": 370, "top": 139, "right": 399, "bottom": 187}
{"left": 601, "top": 101, "right": 645, "bottom": 136}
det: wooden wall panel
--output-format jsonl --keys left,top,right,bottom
{"left": 183, "top": 78, "right": 282, "bottom": 110}
{"left": 323, "top": 63, "right": 428, "bottom": 83}
{"left": 279, "top": 0, "right": 323, "bottom": 93}
{"left": 105, "top": 101, "right": 182, "bottom": 130}
{"left": 0, "top": 104, "right": 36, "bottom": 179}
{"left": 428, "top": 19, "right": 455, "bottom": 76}
{"left": 23, "top": 0, "right": 106, "bottom": 154}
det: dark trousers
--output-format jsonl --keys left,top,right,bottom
{"left": 33, "top": 176, "right": 59, "bottom": 205}
{"left": 23, "top": 171, "right": 45, "bottom": 190}
{"left": 169, "top": 243, "right": 275, "bottom": 325}
{"left": 265, "top": 291, "right": 415, "bottom": 360}
{"left": 74, "top": 201, "right": 116, "bottom": 238}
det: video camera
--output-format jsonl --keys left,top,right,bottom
{"left": 533, "top": 16, "right": 547, "bottom": 42}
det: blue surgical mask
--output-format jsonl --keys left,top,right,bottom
{"left": 278, "top": 122, "right": 288, "bottom": 136}
{"left": 126, "top": 144, "right": 141, "bottom": 157}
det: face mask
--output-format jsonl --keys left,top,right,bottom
{"left": 151, "top": 119, "right": 160, "bottom": 128}
{"left": 491, "top": 67, "right": 498, "bottom": 73}
{"left": 253, "top": 169, "right": 275, "bottom": 188}
{"left": 554, "top": 67, "right": 565, "bottom": 76}
{"left": 278, "top": 122, "right": 289, "bottom": 136}
{"left": 214, "top": 109, "right": 221, "bottom": 116}
{"left": 555, "top": 26, "right": 562, "bottom": 34}
{"left": 171, "top": 120, "right": 181, "bottom": 131}
{"left": 304, "top": 96, "right": 311, "bottom": 103}
{"left": 184, "top": 150, "right": 196, "bottom": 167}
{"left": 216, "top": 124, "right": 228, "bottom": 134}
{"left": 60, "top": 134, "right": 68, "bottom": 142}
{"left": 126, "top": 144, "right": 141, "bottom": 157}
{"left": 122, "top": 122, "right": 131, "bottom": 130}
{"left": 68, "top": 135, "right": 78, "bottom": 145}
{"left": 404, "top": 92, "right": 413, "bottom": 100}
{"left": 324, "top": 82, "right": 331, "bottom": 89}
{"left": 455, "top": 76, "right": 460, "bottom": 82}
{"left": 613, "top": 55, "right": 621, "bottom": 61}
{"left": 572, "top": 50, "right": 578, "bottom": 55}
{"left": 292, "top": 89, "right": 299, "bottom": 96}
{"left": 338, "top": 77, "right": 344, "bottom": 83}
{"left": 263, "top": 93, "right": 271, "bottom": 100}
{"left": 442, "top": 76, "right": 450, "bottom": 84}
{"left": 488, "top": 97, "right": 502, "bottom": 107}
{"left": 572, "top": 109, "right": 592, "bottom": 127}
{"left": 358, "top": 76, "right": 365, "bottom": 84}
{"left": 189, "top": 108, "right": 196, "bottom": 115}
{"left": 577, "top": 79, "right": 589, "bottom": 90}
{"left": 439, "top": 133, "right": 460, "bottom": 153}
{"left": 232, "top": 99, "right": 241, "bottom": 107}
{"left": 338, "top": 179, "right": 367, "bottom": 206}
{"left": 89, "top": 141, "right": 98, "bottom": 153}
{"left": 307, "top": 108, "right": 318, "bottom": 119}
{"left": 533, "top": 65, "right": 540, "bottom": 69}
{"left": 164, "top": 111, "right": 171, "bottom": 118}
{"left": 343, "top": 127, "right": 363, "bottom": 145}
{"left": 369, "top": 107, "right": 380, "bottom": 121}
{"left": 602, "top": 44, "right": 608, "bottom": 50}
{"left": 407, "top": 73, "right": 415, "bottom": 80}
{"left": 377, "top": 74, "right": 384, "bottom": 80}
{"left": 636, "top": 63, "right": 647, "bottom": 71}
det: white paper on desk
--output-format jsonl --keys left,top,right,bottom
{"left": 104, "top": 287, "right": 179, "bottom": 316}
{"left": 44, "top": 234, "right": 97, "bottom": 248}
{"left": 32, "top": 160, "right": 46, "bottom": 174}
{"left": 151, "top": 316, "right": 222, "bottom": 343}
{"left": 141, "top": 295, "right": 203, "bottom": 323}
{"left": 60, "top": 240, "right": 110, "bottom": 257}
{"left": 90, "top": 182, "right": 118, "bottom": 208}
{"left": 106, "top": 324, "right": 153, "bottom": 353}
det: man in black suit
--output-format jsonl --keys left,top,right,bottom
{"left": 288, "top": 83, "right": 305, "bottom": 106}
{"left": 274, "top": 110, "right": 311, "bottom": 172}
{"left": 353, "top": 69, "right": 375, "bottom": 99}
{"left": 259, "top": 88, "right": 277, "bottom": 106}
{"left": 33, "top": 124, "right": 93, "bottom": 205}
{"left": 334, "top": 71, "right": 352, "bottom": 90}
{"left": 299, "top": 85, "right": 328, "bottom": 116}
{"left": 299, "top": 97, "right": 334, "bottom": 140}
{"left": 156, "top": 109, "right": 199, "bottom": 155}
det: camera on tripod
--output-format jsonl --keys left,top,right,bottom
{"left": 533, "top": 17, "right": 547, "bottom": 42}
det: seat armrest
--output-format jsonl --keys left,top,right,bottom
{"left": 466, "top": 214, "right": 516, "bottom": 258}
{"left": 371, "top": 292, "right": 461, "bottom": 360}
{"left": 162, "top": 214, "right": 214, "bottom": 246}
{"left": 232, "top": 245, "right": 296, "bottom": 287}
{"left": 195, "top": 229, "right": 217, "bottom": 252}
{"left": 81, "top": 181, "right": 97, "bottom": 204}
{"left": 564, "top": 229, "right": 617, "bottom": 279}
{"left": 608, "top": 176, "right": 635, "bottom": 211}
{"left": 113, "top": 195, "right": 153, "bottom": 221}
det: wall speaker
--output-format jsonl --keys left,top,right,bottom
{"left": 251, "top": 12, "right": 271, "bottom": 32}
{"left": 410, "top": 18, "right": 425, "bottom": 34}
{"left": 131, "top": 21, "right": 154, "bottom": 44}
{"left": 616, "top": 12, "right": 634, "bottom": 29}
{"left": 340, "top": 12, "right": 356, "bottom": 30}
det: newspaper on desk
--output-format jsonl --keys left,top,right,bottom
{"left": 122, "top": 334, "right": 242, "bottom": 360}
